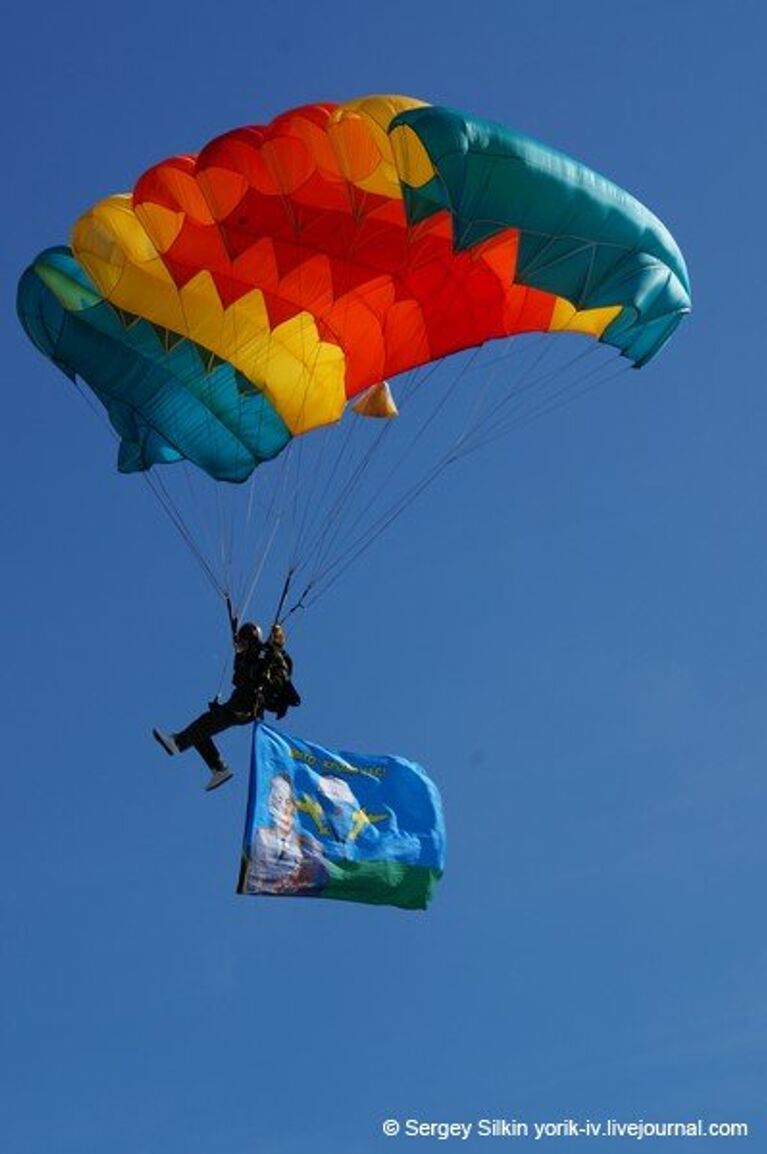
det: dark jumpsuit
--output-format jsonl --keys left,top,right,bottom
{"left": 174, "top": 640, "right": 297, "bottom": 771}
{"left": 175, "top": 640, "right": 266, "bottom": 771}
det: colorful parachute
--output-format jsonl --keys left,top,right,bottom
{"left": 18, "top": 95, "right": 690, "bottom": 487}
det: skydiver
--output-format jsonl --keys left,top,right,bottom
{"left": 259, "top": 623, "right": 302, "bottom": 721}
{"left": 152, "top": 620, "right": 300, "bottom": 791}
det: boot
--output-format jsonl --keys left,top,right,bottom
{"left": 153, "top": 729, "right": 179, "bottom": 756}
{"left": 205, "top": 765, "right": 233, "bottom": 792}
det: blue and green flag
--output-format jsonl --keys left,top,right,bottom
{"left": 238, "top": 723, "right": 446, "bottom": 910}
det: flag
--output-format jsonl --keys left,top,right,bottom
{"left": 237, "top": 723, "right": 445, "bottom": 910}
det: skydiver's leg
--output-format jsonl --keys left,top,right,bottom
{"left": 192, "top": 734, "right": 226, "bottom": 772}
{"left": 174, "top": 706, "right": 237, "bottom": 770}
{"left": 174, "top": 700, "right": 256, "bottom": 772}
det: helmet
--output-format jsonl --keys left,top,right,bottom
{"left": 237, "top": 622, "right": 262, "bottom": 644}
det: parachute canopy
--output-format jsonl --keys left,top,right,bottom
{"left": 18, "top": 95, "right": 690, "bottom": 485}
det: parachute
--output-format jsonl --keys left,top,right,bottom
{"left": 17, "top": 95, "right": 690, "bottom": 618}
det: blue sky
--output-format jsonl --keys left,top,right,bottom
{"left": 2, "top": 2, "right": 765, "bottom": 1151}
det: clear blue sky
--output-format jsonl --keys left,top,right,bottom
{"left": 2, "top": 2, "right": 765, "bottom": 1151}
